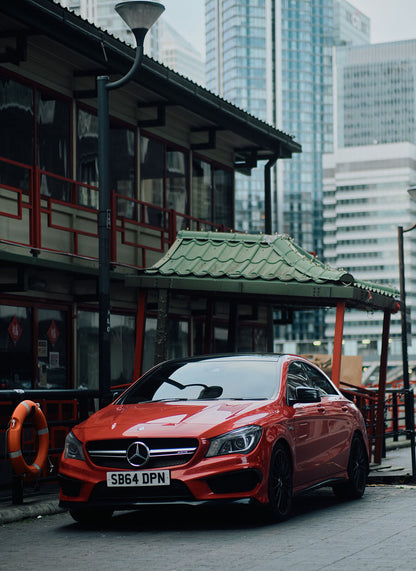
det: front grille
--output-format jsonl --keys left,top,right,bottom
{"left": 89, "top": 479, "right": 195, "bottom": 504}
{"left": 86, "top": 438, "right": 199, "bottom": 469}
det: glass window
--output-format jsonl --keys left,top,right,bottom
{"left": 286, "top": 361, "right": 309, "bottom": 401}
{"left": 142, "top": 317, "right": 157, "bottom": 374}
{"left": 37, "top": 308, "right": 68, "bottom": 389}
{"left": 192, "top": 157, "right": 212, "bottom": 224}
{"left": 77, "top": 108, "right": 99, "bottom": 208}
{"left": 110, "top": 314, "right": 136, "bottom": 385}
{"left": 140, "top": 136, "right": 164, "bottom": 227}
{"left": 214, "top": 168, "right": 233, "bottom": 228}
{"left": 37, "top": 92, "right": 71, "bottom": 201}
{"left": 0, "top": 77, "right": 33, "bottom": 191}
{"left": 303, "top": 362, "right": 338, "bottom": 396}
{"left": 120, "top": 356, "right": 280, "bottom": 403}
{"left": 111, "top": 127, "right": 135, "bottom": 218}
{"left": 0, "top": 305, "right": 32, "bottom": 389}
{"left": 167, "top": 319, "right": 189, "bottom": 360}
{"left": 77, "top": 310, "right": 135, "bottom": 389}
{"left": 77, "top": 108, "right": 135, "bottom": 214}
{"left": 166, "top": 147, "right": 188, "bottom": 230}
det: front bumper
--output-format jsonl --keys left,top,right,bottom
{"left": 58, "top": 454, "right": 267, "bottom": 510}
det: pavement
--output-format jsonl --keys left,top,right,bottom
{"left": 1, "top": 440, "right": 415, "bottom": 526}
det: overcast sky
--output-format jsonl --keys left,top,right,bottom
{"left": 162, "top": 0, "right": 416, "bottom": 55}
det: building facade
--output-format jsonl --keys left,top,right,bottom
{"left": 324, "top": 40, "right": 416, "bottom": 363}
{"left": 0, "top": 0, "right": 299, "bottom": 394}
{"left": 205, "top": 0, "right": 369, "bottom": 340}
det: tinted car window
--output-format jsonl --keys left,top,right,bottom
{"left": 119, "top": 357, "right": 280, "bottom": 403}
{"left": 286, "top": 361, "right": 309, "bottom": 401}
{"left": 302, "top": 362, "right": 339, "bottom": 396}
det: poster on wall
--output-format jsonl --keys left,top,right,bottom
{"left": 38, "top": 339, "right": 48, "bottom": 357}
{"left": 49, "top": 352, "right": 59, "bottom": 368}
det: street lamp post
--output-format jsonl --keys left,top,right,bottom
{"left": 98, "top": 1, "right": 165, "bottom": 408}
{"left": 398, "top": 185, "right": 416, "bottom": 477}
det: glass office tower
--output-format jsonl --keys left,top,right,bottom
{"left": 206, "top": 0, "right": 369, "bottom": 340}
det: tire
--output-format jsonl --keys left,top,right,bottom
{"left": 267, "top": 442, "right": 293, "bottom": 521}
{"left": 333, "top": 434, "right": 369, "bottom": 500}
{"left": 69, "top": 507, "right": 114, "bottom": 525}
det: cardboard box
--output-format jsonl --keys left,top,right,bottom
{"left": 302, "top": 354, "right": 363, "bottom": 387}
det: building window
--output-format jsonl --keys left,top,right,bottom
{"left": 0, "top": 303, "right": 69, "bottom": 390}
{"left": 77, "top": 107, "right": 136, "bottom": 215}
{"left": 192, "top": 157, "right": 234, "bottom": 229}
{"left": 140, "top": 135, "right": 190, "bottom": 229}
{"left": 77, "top": 310, "right": 136, "bottom": 390}
{"left": 0, "top": 75, "right": 71, "bottom": 197}
{"left": 0, "top": 305, "right": 32, "bottom": 390}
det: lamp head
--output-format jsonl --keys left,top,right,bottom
{"left": 407, "top": 186, "right": 416, "bottom": 203}
{"left": 115, "top": 1, "right": 165, "bottom": 46}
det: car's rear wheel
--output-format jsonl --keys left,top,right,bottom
{"left": 333, "top": 434, "right": 368, "bottom": 500}
{"left": 267, "top": 442, "right": 293, "bottom": 521}
{"left": 69, "top": 507, "right": 114, "bottom": 525}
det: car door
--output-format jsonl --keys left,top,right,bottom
{"left": 303, "top": 362, "right": 353, "bottom": 477}
{"left": 286, "top": 360, "right": 329, "bottom": 488}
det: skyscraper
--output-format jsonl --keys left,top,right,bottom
{"left": 206, "top": 0, "right": 369, "bottom": 340}
{"left": 324, "top": 40, "right": 416, "bottom": 362}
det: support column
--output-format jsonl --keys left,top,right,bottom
{"left": 374, "top": 310, "right": 391, "bottom": 464}
{"left": 332, "top": 301, "right": 345, "bottom": 387}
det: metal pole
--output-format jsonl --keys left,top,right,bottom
{"left": 398, "top": 224, "right": 416, "bottom": 478}
{"left": 98, "top": 75, "right": 111, "bottom": 408}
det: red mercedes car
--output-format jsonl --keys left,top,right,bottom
{"left": 59, "top": 354, "right": 369, "bottom": 524}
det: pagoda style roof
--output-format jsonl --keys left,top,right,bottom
{"left": 125, "top": 231, "right": 399, "bottom": 313}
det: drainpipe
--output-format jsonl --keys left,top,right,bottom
{"left": 264, "top": 155, "right": 278, "bottom": 235}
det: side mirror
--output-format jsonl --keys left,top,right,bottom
{"left": 291, "top": 386, "right": 321, "bottom": 405}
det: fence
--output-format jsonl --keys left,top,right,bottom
{"left": 341, "top": 382, "right": 415, "bottom": 462}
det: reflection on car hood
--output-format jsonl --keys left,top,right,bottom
{"left": 75, "top": 400, "right": 270, "bottom": 439}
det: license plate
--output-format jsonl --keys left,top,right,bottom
{"left": 106, "top": 470, "right": 170, "bottom": 487}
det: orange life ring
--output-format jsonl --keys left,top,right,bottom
{"left": 7, "top": 400, "right": 49, "bottom": 481}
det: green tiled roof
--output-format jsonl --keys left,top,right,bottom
{"left": 129, "top": 231, "right": 399, "bottom": 312}
{"left": 148, "top": 231, "right": 349, "bottom": 285}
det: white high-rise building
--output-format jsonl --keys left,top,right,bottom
{"left": 324, "top": 40, "right": 416, "bottom": 362}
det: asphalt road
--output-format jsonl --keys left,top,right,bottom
{"left": 2, "top": 485, "right": 416, "bottom": 571}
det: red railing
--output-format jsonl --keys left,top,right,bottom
{"left": 0, "top": 158, "right": 232, "bottom": 268}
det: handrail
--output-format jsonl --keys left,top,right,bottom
{"left": 0, "top": 157, "right": 235, "bottom": 269}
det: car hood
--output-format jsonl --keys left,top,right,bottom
{"left": 74, "top": 400, "right": 271, "bottom": 440}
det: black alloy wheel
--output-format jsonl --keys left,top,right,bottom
{"left": 333, "top": 434, "right": 369, "bottom": 500}
{"left": 267, "top": 442, "right": 293, "bottom": 521}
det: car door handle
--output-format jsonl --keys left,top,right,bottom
{"left": 318, "top": 407, "right": 326, "bottom": 413}
{"left": 342, "top": 406, "right": 348, "bottom": 412}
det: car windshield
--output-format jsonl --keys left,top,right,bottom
{"left": 118, "top": 357, "right": 281, "bottom": 404}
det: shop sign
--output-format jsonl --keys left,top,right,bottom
{"left": 8, "top": 315, "right": 22, "bottom": 346}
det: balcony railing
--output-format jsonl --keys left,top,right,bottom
{"left": 0, "top": 157, "right": 232, "bottom": 269}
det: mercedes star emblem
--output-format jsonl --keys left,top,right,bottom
{"left": 126, "top": 441, "right": 150, "bottom": 467}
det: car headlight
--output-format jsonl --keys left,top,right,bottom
{"left": 64, "top": 431, "right": 86, "bottom": 461}
{"left": 206, "top": 425, "right": 262, "bottom": 458}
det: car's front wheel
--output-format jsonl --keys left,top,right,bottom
{"left": 267, "top": 442, "right": 293, "bottom": 521}
{"left": 333, "top": 434, "right": 368, "bottom": 500}
{"left": 69, "top": 507, "right": 114, "bottom": 525}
